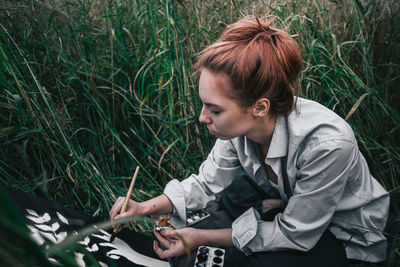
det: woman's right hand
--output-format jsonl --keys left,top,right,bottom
{"left": 109, "top": 194, "right": 174, "bottom": 221}
{"left": 109, "top": 197, "right": 145, "bottom": 220}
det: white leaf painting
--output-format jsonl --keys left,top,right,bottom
{"left": 25, "top": 209, "right": 170, "bottom": 267}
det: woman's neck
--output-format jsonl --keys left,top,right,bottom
{"left": 246, "top": 114, "right": 276, "bottom": 146}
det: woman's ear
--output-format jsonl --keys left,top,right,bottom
{"left": 252, "top": 98, "right": 270, "bottom": 117}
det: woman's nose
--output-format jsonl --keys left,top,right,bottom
{"left": 199, "top": 106, "right": 211, "bottom": 124}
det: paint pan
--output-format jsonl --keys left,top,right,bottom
{"left": 194, "top": 246, "right": 225, "bottom": 267}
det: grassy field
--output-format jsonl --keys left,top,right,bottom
{"left": 0, "top": 0, "right": 399, "bottom": 265}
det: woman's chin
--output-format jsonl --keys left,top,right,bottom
{"left": 212, "top": 132, "right": 232, "bottom": 140}
{"left": 209, "top": 130, "right": 220, "bottom": 138}
{"left": 208, "top": 129, "right": 234, "bottom": 140}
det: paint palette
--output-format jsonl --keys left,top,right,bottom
{"left": 194, "top": 246, "right": 225, "bottom": 267}
{"left": 155, "top": 216, "right": 174, "bottom": 232}
{"left": 186, "top": 209, "right": 210, "bottom": 226}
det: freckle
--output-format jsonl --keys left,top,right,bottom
{"left": 153, "top": 205, "right": 155, "bottom": 208}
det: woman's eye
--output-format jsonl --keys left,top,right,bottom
{"left": 210, "top": 110, "right": 221, "bottom": 115}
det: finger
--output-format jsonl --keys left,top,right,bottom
{"left": 153, "top": 240, "right": 168, "bottom": 259}
{"left": 109, "top": 197, "right": 122, "bottom": 217}
{"left": 109, "top": 197, "right": 125, "bottom": 219}
{"left": 115, "top": 210, "right": 131, "bottom": 220}
{"left": 113, "top": 197, "right": 126, "bottom": 217}
{"left": 159, "top": 229, "right": 177, "bottom": 239}
{"left": 153, "top": 240, "right": 178, "bottom": 259}
{"left": 154, "top": 229, "right": 172, "bottom": 249}
{"left": 157, "top": 228, "right": 178, "bottom": 239}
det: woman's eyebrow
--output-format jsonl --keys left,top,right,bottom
{"left": 204, "top": 102, "right": 222, "bottom": 109}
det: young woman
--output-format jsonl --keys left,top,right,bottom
{"left": 110, "top": 17, "right": 389, "bottom": 266}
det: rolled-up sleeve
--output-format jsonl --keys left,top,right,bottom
{"left": 232, "top": 139, "right": 356, "bottom": 253}
{"left": 163, "top": 138, "right": 241, "bottom": 224}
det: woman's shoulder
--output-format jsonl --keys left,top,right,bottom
{"left": 286, "top": 97, "right": 356, "bottom": 148}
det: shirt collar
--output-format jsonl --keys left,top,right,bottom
{"left": 242, "top": 115, "right": 288, "bottom": 160}
{"left": 266, "top": 115, "right": 288, "bottom": 159}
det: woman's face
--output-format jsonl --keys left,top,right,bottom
{"left": 198, "top": 69, "right": 256, "bottom": 140}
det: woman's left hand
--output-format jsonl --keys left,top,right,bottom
{"left": 153, "top": 227, "right": 201, "bottom": 258}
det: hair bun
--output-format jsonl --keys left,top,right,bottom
{"left": 255, "top": 17, "right": 270, "bottom": 33}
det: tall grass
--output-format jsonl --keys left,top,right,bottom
{"left": 0, "top": 0, "right": 399, "bottom": 265}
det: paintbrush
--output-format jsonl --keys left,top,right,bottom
{"left": 110, "top": 166, "right": 140, "bottom": 242}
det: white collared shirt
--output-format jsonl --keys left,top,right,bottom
{"left": 164, "top": 97, "right": 389, "bottom": 262}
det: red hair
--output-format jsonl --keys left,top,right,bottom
{"left": 195, "top": 17, "right": 302, "bottom": 115}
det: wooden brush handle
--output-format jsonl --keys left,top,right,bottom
{"left": 113, "top": 166, "right": 140, "bottom": 233}
{"left": 121, "top": 166, "right": 140, "bottom": 213}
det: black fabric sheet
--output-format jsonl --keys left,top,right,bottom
{"left": 0, "top": 185, "right": 169, "bottom": 267}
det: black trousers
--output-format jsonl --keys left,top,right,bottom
{"left": 169, "top": 201, "right": 348, "bottom": 267}
{"left": 227, "top": 230, "right": 348, "bottom": 267}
